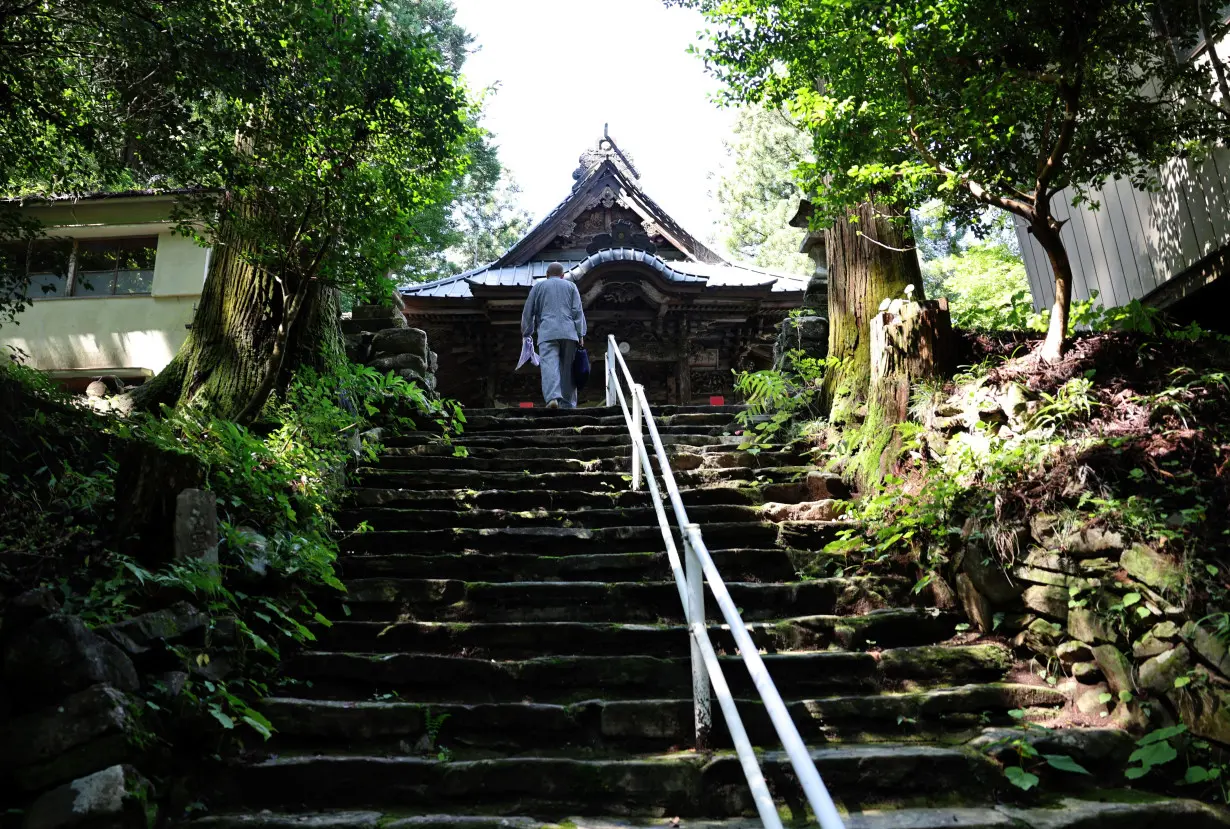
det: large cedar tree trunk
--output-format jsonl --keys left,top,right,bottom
{"left": 821, "top": 200, "right": 925, "bottom": 426}
{"left": 132, "top": 203, "right": 342, "bottom": 421}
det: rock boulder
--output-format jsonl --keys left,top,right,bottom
{"left": 4, "top": 616, "right": 138, "bottom": 706}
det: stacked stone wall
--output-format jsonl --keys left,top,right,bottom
{"left": 341, "top": 298, "right": 438, "bottom": 395}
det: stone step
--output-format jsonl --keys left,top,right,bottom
{"left": 185, "top": 799, "right": 1230, "bottom": 829}
{"left": 406, "top": 425, "right": 750, "bottom": 446}
{"left": 345, "top": 479, "right": 840, "bottom": 512}
{"left": 349, "top": 465, "right": 814, "bottom": 492}
{"left": 316, "top": 609, "right": 962, "bottom": 657}
{"left": 338, "top": 504, "right": 771, "bottom": 532}
{"left": 222, "top": 744, "right": 1002, "bottom": 814}
{"left": 381, "top": 432, "right": 746, "bottom": 450}
{"left": 367, "top": 451, "right": 801, "bottom": 474}
{"left": 262, "top": 684, "right": 1065, "bottom": 753}
{"left": 462, "top": 404, "right": 749, "bottom": 418}
{"left": 330, "top": 576, "right": 910, "bottom": 623}
{"left": 283, "top": 644, "right": 1014, "bottom": 703}
{"left": 337, "top": 521, "right": 845, "bottom": 556}
{"left": 459, "top": 411, "right": 745, "bottom": 432}
{"left": 338, "top": 548, "right": 805, "bottom": 583}
{"left": 381, "top": 442, "right": 786, "bottom": 463}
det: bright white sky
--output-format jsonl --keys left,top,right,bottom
{"left": 452, "top": 0, "right": 734, "bottom": 241}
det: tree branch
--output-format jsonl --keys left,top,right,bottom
{"left": 1199, "top": 1, "right": 1230, "bottom": 115}
{"left": 1035, "top": 76, "right": 1082, "bottom": 201}
{"left": 894, "top": 46, "right": 1037, "bottom": 220}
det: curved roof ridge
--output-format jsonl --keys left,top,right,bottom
{"left": 567, "top": 247, "right": 706, "bottom": 283}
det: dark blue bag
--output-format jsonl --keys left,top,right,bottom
{"left": 572, "top": 346, "right": 591, "bottom": 390}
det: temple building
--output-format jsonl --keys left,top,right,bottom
{"left": 400, "top": 134, "right": 808, "bottom": 407}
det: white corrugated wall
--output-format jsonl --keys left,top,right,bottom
{"left": 1015, "top": 149, "right": 1230, "bottom": 311}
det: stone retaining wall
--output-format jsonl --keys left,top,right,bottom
{"left": 927, "top": 380, "right": 1230, "bottom": 747}
{"left": 342, "top": 299, "right": 438, "bottom": 395}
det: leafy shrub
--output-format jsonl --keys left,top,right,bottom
{"left": 732, "top": 351, "right": 830, "bottom": 452}
{"left": 3, "top": 356, "right": 463, "bottom": 746}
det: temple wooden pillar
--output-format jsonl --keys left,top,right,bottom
{"left": 675, "top": 316, "right": 692, "bottom": 406}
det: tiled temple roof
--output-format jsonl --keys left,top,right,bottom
{"left": 402, "top": 247, "right": 807, "bottom": 298}
{"left": 400, "top": 133, "right": 808, "bottom": 302}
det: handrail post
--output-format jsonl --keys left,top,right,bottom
{"left": 684, "top": 526, "right": 712, "bottom": 750}
{"left": 630, "top": 383, "right": 644, "bottom": 492}
{"left": 605, "top": 344, "right": 616, "bottom": 407}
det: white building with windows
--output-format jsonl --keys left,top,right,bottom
{"left": 0, "top": 192, "right": 211, "bottom": 385}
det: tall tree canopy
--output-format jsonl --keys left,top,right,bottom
{"left": 673, "top": 0, "right": 1215, "bottom": 361}
{"left": 400, "top": 126, "right": 533, "bottom": 281}
{"left": 712, "top": 106, "right": 814, "bottom": 275}
{"left": 133, "top": 0, "right": 471, "bottom": 420}
{"left": 2, "top": 0, "right": 477, "bottom": 421}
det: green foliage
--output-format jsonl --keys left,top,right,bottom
{"left": 1032, "top": 377, "right": 1097, "bottom": 432}
{"left": 396, "top": 113, "right": 533, "bottom": 283}
{"left": 2, "top": 0, "right": 480, "bottom": 350}
{"left": 732, "top": 352, "right": 830, "bottom": 452}
{"left": 1125, "top": 726, "right": 1187, "bottom": 780}
{"left": 164, "top": 1, "right": 472, "bottom": 307}
{"left": 916, "top": 203, "right": 1034, "bottom": 332}
{"left": 713, "top": 106, "right": 815, "bottom": 275}
{"left": 673, "top": 0, "right": 1216, "bottom": 351}
{"left": 2, "top": 356, "right": 462, "bottom": 746}
{"left": 425, "top": 709, "right": 453, "bottom": 762}
{"left": 1004, "top": 765, "right": 1040, "bottom": 791}
{"left": 0, "top": 358, "right": 120, "bottom": 583}
{"left": 982, "top": 717, "right": 1090, "bottom": 792}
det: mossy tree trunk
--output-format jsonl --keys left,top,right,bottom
{"left": 858, "top": 298, "right": 954, "bottom": 486}
{"left": 821, "top": 200, "right": 925, "bottom": 427}
{"left": 132, "top": 197, "right": 341, "bottom": 422}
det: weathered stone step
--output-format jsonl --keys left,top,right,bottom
{"left": 338, "top": 548, "right": 804, "bottom": 583}
{"left": 349, "top": 465, "right": 814, "bottom": 492}
{"left": 262, "top": 684, "right": 1064, "bottom": 753}
{"left": 338, "top": 521, "right": 841, "bottom": 556}
{"left": 382, "top": 442, "right": 782, "bottom": 463}
{"left": 462, "top": 404, "right": 749, "bottom": 418}
{"left": 331, "top": 576, "right": 909, "bottom": 623}
{"left": 367, "top": 451, "right": 801, "bottom": 474}
{"left": 184, "top": 800, "right": 1230, "bottom": 829}
{"left": 284, "top": 645, "right": 1013, "bottom": 703}
{"left": 346, "top": 479, "right": 836, "bottom": 512}
{"left": 381, "top": 432, "right": 744, "bottom": 450}
{"left": 460, "top": 411, "right": 743, "bottom": 432}
{"left": 338, "top": 504, "right": 770, "bottom": 532}
{"left": 223, "top": 744, "right": 1001, "bottom": 814}
{"left": 316, "top": 609, "right": 962, "bottom": 657}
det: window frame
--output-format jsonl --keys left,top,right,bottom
{"left": 15, "top": 236, "right": 159, "bottom": 300}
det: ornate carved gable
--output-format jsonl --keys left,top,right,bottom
{"left": 587, "top": 220, "right": 656, "bottom": 256}
{"left": 494, "top": 132, "right": 724, "bottom": 267}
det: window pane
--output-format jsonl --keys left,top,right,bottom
{"left": 114, "top": 237, "right": 157, "bottom": 270}
{"left": 115, "top": 269, "right": 154, "bottom": 294}
{"left": 74, "top": 271, "right": 115, "bottom": 296}
{"left": 26, "top": 240, "right": 72, "bottom": 297}
{"left": 74, "top": 240, "right": 118, "bottom": 296}
{"left": 113, "top": 237, "right": 157, "bottom": 295}
{"left": 2, "top": 242, "right": 28, "bottom": 297}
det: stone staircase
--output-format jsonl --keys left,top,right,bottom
{"left": 199, "top": 406, "right": 1230, "bottom": 829}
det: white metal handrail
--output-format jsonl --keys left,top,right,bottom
{"left": 602, "top": 335, "right": 846, "bottom": 829}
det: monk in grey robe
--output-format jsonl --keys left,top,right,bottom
{"left": 521, "top": 262, "right": 587, "bottom": 408}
